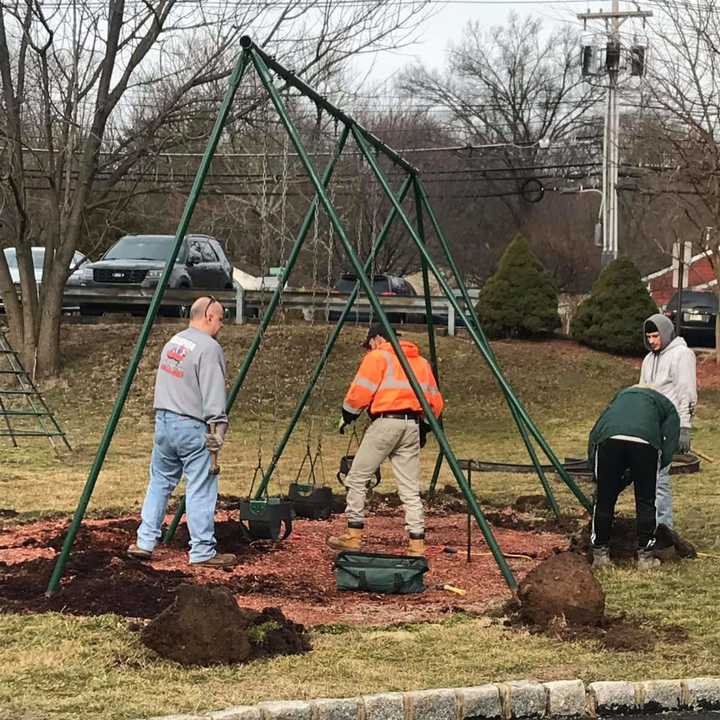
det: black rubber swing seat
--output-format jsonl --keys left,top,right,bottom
{"left": 336, "top": 454, "right": 381, "bottom": 489}
{"left": 287, "top": 483, "right": 334, "bottom": 520}
{"left": 238, "top": 497, "right": 295, "bottom": 541}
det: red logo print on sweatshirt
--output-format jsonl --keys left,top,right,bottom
{"left": 166, "top": 346, "right": 188, "bottom": 363}
{"left": 160, "top": 344, "right": 187, "bottom": 378}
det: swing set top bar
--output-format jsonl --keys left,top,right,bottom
{"left": 239, "top": 36, "right": 419, "bottom": 176}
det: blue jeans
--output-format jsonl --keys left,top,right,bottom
{"left": 656, "top": 464, "right": 672, "bottom": 528}
{"left": 136, "top": 410, "right": 217, "bottom": 563}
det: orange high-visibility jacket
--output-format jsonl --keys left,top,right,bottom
{"left": 343, "top": 340, "right": 444, "bottom": 417}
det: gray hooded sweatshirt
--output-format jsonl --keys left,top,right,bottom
{"left": 639, "top": 313, "right": 697, "bottom": 427}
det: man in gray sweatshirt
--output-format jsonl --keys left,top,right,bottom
{"left": 640, "top": 313, "right": 697, "bottom": 529}
{"left": 128, "top": 296, "right": 235, "bottom": 567}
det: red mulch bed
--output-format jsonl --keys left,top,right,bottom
{"left": 0, "top": 498, "right": 571, "bottom": 626}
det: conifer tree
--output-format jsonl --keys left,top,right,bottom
{"left": 571, "top": 257, "right": 657, "bottom": 355}
{"left": 476, "top": 235, "right": 560, "bottom": 338}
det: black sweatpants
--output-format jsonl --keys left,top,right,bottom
{"left": 591, "top": 438, "right": 660, "bottom": 550}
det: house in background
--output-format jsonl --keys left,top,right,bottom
{"left": 643, "top": 250, "right": 716, "bottom": 307}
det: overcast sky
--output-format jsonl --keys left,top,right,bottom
{"left": 353, "top": 0, "right": 617, "bottom": 87}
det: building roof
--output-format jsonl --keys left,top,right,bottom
{"left": 642, "top": 250, "right": 716, "bottom": 306}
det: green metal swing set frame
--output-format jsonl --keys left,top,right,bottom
{"left": 46, "top": 37, "right": 591, "bottom": 597}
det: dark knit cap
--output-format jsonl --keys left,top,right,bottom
{"left": 362, "top": 322, "right": 400, "bottom": 348}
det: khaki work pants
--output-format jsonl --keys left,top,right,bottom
{"left": 345, "top": 417, "right": 423, "bottom": 535}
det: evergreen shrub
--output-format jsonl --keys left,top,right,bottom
{"left": 475, "top": 235, "right": 560, "bottom": 338}
{"left": 571, "top": 257, "right": 657, "bottom": 355}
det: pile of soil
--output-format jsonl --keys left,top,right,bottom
{"left": 141, "top": 584, "right": 310, "bottom": 666}
{"left": 0, "top": 495, "right": 571, "bottom": 625}
{"left": 509, "top": 550, "right": 689, "bottom": 653}
{"left": 517, "top": 551, "right": 605, "bottom": 627}
{"left": 569, "top": 516, "right": 640, "bottom": 562}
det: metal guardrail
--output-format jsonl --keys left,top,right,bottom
{"left": 62, "top": 286, "right": 476, "bottom": 335}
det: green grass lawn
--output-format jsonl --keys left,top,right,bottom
{"left": 1, "top": 323, "right": 719, "bottom": 720}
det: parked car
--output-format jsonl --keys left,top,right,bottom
{"left": 330, "top": 272, "right": 419, "bottom": 324}
{"left": 3, "top": 246, "right": 89, "bottom": 286}
{"left": 77, "top": 233, "right": 233, "bottom": 315}
{"left": 334, "top": 273, "right": 417, "bottom": 298}
{"left": 664, "top": 290, "right": 717, "bottom": 347}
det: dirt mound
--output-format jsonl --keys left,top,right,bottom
{"left": 569, "top": 516, "right": 639, "bottom": 561}
{"left": 569, "top": 517, "right": 697, "bottom": 564}
{"left": 249, "top": 606, "right": 313, "bottom": 658}
{"left": 141, "top": 585, "right": 310, "bottom": 666}
{"left": 517, "top": 551, "right": 605, "bottom": 628}
{"left": 0, "top": 551, "right": 188, "bottom": 617}
{"left": 424, "top": 487, "right": 580, "bottom": 533}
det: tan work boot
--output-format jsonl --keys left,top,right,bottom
{"left": 127, "top": 543, "right": 153, "bottom": 560}
{"left": 190, "top": 552, "right": 237, "bottom": 568}
{"left": 327, "top": 525, "right": 363, "bottom": 552}
{"left": 407, "top": 534, "right": 425, "bottom": 556}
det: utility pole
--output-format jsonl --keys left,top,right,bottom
{"left": 578, "top": 2, "right": 652, "bottom": 266}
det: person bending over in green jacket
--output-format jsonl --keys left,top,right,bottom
{"left": 588, "top": 385, "right": 680, "bottom": 570}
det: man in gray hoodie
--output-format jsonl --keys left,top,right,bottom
{"left": 640, "top": 313, "right": 697, "bottom": 529}
{"left": 127, "top": 296, "right": 235, "bottom": 568}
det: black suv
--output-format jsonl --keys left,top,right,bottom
{"left": 78, "top": 234, "right": 233, "bottom": 315}
{"left": 664, "top": 290, "right": 717, "bottom": 347}
{"left": 331, "top": 273, "right": 418, "bottom": 323}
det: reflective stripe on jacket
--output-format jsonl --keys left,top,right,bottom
{"left": 343, "top": 340, "right": 444, "bottom": 417}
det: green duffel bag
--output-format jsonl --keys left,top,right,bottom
{"left": 334, "top": 551, "right": 429, "bottom": 594}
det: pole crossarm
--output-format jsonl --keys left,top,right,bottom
{"left": 577, "top": 10, "right": 652, "bottom": 21}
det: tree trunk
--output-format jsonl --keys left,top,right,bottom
{"left": 36, "top": 296, "right": 63, "bottom": 377}
{"left": 35, "top": 240, "right": 74, "bottom": 377}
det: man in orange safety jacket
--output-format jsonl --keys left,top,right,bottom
{"left": 327, "top": 323, "right": 444, "bottom": 556}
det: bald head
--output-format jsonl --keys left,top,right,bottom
{"left": 189, "top": 296, "right": 224, "bottom": 337}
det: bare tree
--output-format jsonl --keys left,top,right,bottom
{"left": 396, "top": 13, "right": 603, "bottom": 280}
{"left": 0, "top": 0, "right": 430, "bottom": 376}
{"left": 645, "top": 0, "right": 720, "bottom": 359}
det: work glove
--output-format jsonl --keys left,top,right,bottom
{"left": 419, "top": 420, "right": 432, "bottom": 449}
{"left": 205, "top": 431, "right": 224, "bottom": 452}
{"left": 338, "top": 408, "right": 359, "bottom": 434}
{"left": 678, "top": 427, "right": 691, "bottom": 454}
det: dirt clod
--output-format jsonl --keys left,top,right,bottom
{"left": 142, "top": 584, "right": 253, "bottom": 665}
{"left": 140, "top": 585, "right": 311, "bottom": 666}
{"left": 517, "top": 551, "right": 605, "bottom": 628}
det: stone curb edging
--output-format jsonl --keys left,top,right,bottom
{"left": 143, "top": 677, "right": 720, "bottom": 720}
